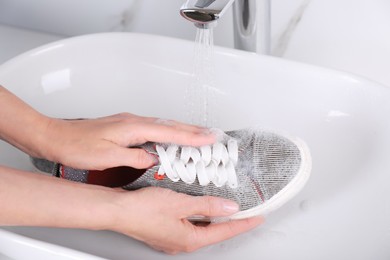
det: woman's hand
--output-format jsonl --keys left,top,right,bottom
{"left": 0, "top": 86, "right": 215, "bottom": 171}
{"left": 0, "top": 86, "right": 215, "bottom": 170}
{"left": 0, "top": 167, "right": 263, "bottom": 255}
{"left": 0, "top": 85, "right": 264, "bottom": 254}
{"left": 42, "top": 114, "right": 215, "bottom": 170}
{"left": 110, "top": 187, "right": 264, "bottom": 254}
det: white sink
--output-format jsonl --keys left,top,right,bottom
{"left": 0, "top": 33, "right": 389, "bottom": 260}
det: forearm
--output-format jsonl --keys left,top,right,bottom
{"left": 0, "top": 85, "right": 50, "bottom": 158}
{"left": 0, "top": 165, "right": 118, "bottom": 230}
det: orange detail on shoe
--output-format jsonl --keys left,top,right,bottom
{"left": 154, "top": 172, "right": 165, "bottom": 180}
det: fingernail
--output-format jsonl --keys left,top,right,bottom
{"left": 223, "top": 201, "right": 239, "bottom": 213}
{"left": 201, "top": 129, "right": 217, "bottom": 142}
{"left": 204, "top": 128, "right": 225, "bottom": 141}
{"left": 201, "top": 128, "right": 212, "bottom": 135}
{"left": 147, "top": 152, "right": 160, "bottom": 166}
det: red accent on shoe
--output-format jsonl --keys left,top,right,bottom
{"left": 154, "top": 172, "right": 165, "bottom": 180}
{"left": 60, "top": 166, "right": 65, "bottom": 178}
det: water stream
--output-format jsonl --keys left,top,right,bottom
{"left": 185, "top": 27, "right": 218, "bottom": 128}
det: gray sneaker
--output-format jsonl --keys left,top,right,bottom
{"left": 31, "top": 129, "right": 311, "bottom": 221}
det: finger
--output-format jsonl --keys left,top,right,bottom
{"left": 110, "top": 114, "right": 205, "bottom": 135}
{"left": 191, "top": 217, "right": 264, "bottom": 250}
{"left": 112, "top": 147, "right": 159, "bottom": 169}
{"left": 131, "top": 123, "right": 215, "bottom": 147}
{"left": 153, "top": 118, "right": 208, "bottom": 134}
{"left": 99, "top": 146, "right": 158, "bottom": 169}
{"left": 184, "top": 196, "right": 240, "bottom": 217}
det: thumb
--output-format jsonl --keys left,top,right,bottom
{"left": 113, "top": 147, "right": 159, "bottom": 169}
{"left": 186, "top": 196, "right": 240, "bottom": 218}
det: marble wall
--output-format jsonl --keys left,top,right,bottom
{"left": 1, "top": 0, "right": 389, "bottom": 87}
{"left": 279, "top": 0, "right": 390, "bottom": 88}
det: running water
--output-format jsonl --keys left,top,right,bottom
{"left": 185, "top": 27, "right": 218, "bottom": 128}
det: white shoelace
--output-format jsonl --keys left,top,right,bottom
{"left": 155, "top": 139, "right": 239, "bottom": 188}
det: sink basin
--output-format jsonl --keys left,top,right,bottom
{"left": 0, "top": 32, "right": 389, "bottom": 260}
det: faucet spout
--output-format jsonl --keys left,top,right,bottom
{"left": 180, "top": 0, "right": 270, "bottom": 54}
{"left": 180, "top": 0, "right": 235, "bottom": 29}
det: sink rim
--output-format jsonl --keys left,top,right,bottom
{"left": 0, "top": 32, "right": 389, "bottom": 260}
{"left": 0, "top": 31, "right": 389, "bottom": 94}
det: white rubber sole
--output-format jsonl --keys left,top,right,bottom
{"left": 223, "top": 135, "right": 312, "bottom": 221}
{"left": 186, "top": 133, "right": 313, "bottom": 223}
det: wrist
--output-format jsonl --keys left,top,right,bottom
{"left": 36, "top": 117, "right": 64, "bottom": 160}
{"left": 101, "top": 189, "right": 139, "bottom": 234}
{"left": 81, "top": 187, "right": 124, "bottom": 231}
{"left": 0, "top": 166, "right": 122, "bottom": 231}
{"left": 37, "top": 117, "right": 75, "bottom": 163}
{"left": 29, "top": 115, "right": 55, "bottom": 158}
{"left": 0, "top": 86, "right": 52, "bottom": 158}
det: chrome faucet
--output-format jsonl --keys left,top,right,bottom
{"left": 180, "top": 0, "right": 271, "bottom": 54}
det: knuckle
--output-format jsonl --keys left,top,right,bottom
{"left": 202, "top": 196, "right": 215, "bottom": 216}
{"left": 118, "top": 112, "right": 133, "bottom": 117}
{"left": 114, "top": 112, "right": 138, "bottom": 124}
{"left": 155, "top": 118, "right": 176, "bottom": 126}
{"left": 184, "top": 245, "right": 196, "bottom": 253}
{"left": 134, "top": 149, "right": 150, "bottom": 166}
{"left": 114, "top": 112, "right": 130, "bottom": 119}
{"left": 182, "top": 236, "right": 197, "bottom": 253}
{"left": 158, "top": 187, "right": 178, "bottom": 199}
{"left": 226, "top": 222, "right": 238, "bottom": 236}
{"left": 161, "top": 248, "right": 178, "bottom": 255}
